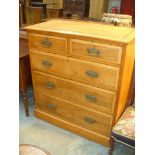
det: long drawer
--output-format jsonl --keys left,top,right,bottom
{"left": 70, "top": 39, "right": 122, "bottom": 64}
{"left": 32, "top": 71, "right": 116, "bottom": 114}
{"left": 30, "top": 50, "right": 119, "bottom": 90}
{"left": 35, "top": 91, "right": 112, "bottom": 137}
{"left": 29, "top": 33, "right": 67, "bottom": 53}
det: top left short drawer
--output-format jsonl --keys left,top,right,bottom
{"left": 28, "top": 33, "right": 67, "bottom": 53}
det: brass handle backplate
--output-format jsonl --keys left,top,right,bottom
{"left": 85, "top": 70, "right": 98, "bottom": 78}
{"left": 42, "top": 60, "right": 52, "bottom": 67}
{"left": 47, "top": 103, "right": 56, "bottom": 110}
{"left": 41, "top": 38, "right": 52, "bottom": 48}
{"left": 85, "top": 94, "right": 97, "bottom": 102}
{"left": 87, "top": 47, "right": 100, "bottom": 57}
{"left": 84, "top": 117, "right": 96, "bottom": 124}
{"left": 45, "top": 81, "right": 55, "bottom": 89}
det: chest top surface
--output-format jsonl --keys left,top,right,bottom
{"left": 25, "top": 19, "right": 135, "bottom": 44}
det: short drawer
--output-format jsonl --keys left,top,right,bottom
{"left": 70, "top": 39, "right": 122, "bottom": 64}
{"left": 35, "top": 91, "right": 112, "bottom": 137}
{"left": 32, "top": 71, "right": 116, "bottom": 114}
{"left": 31, "top": 51, "right": 119, "bottom": 90}
{"left": 29, "top": 33, "right": 67, "bottom": 53}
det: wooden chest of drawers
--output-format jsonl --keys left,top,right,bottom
{"left": 26, "top": 19, "right": 135, "bottom": 147}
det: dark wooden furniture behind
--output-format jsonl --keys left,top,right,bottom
{"left": 19, "top": 0, "right": 25, "bottom": 27}
{"left": 46, "top": 8, "right": 63, "bottom": 19}
{"left": 19, "top": 29, "right": 32, "bottom": 116}
{"left": 30, "top": 2, "right": 47, "bottom": 19}
{"left": 63, "top": 0, "right": 90, "bottom": 19}
{"left": 24, "top": 0, "right": 47, "bottom": 25}
{"left": 25, "top": 6, "right": 43, "bottom": 25}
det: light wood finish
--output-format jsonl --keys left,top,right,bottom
{"left": 26, "top": 19, "right": 135, "bottom": 44}
{"left": 35, "top": 91, "right": 112, "bottom": 137}
{"left": 30, "top": 50, "right": 119, "bottom": 90}
{"left": 26, "top": 19, "right": 135, "bottom": 146}
{"left": 126, "top": 64, "right": 135, "bottom": 107}
{"left": 35, "top": 109, "right": 110, "bottom": 147}
{"left": 32, "top": 71, "right": 116, "bottom": 114}
{"left": 70, "top": 39, "right": 122, "bottom": 65}
{"left": 114, "top": 40, "right": 135, "bottom": 122}
{"left": 29, "top": 33, "right": 67, "bottom": 53}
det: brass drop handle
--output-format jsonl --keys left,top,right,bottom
{"left": 85, "top": 70, "right": 98, "bottom": 78}
{"left": 42, "top": 60, "right": 52, "bottom": 67}
{"left": 85, "top": 94, "right": 97, "bottom": 102}
{"left": 47, "top": 103, "right": 56, "bottom": 110}
{"left": 45, "top": 81, "right": 55, "bottom": 89}
{"left": 87, "top": 47, "right": 100, "bottom": 57}
{"left": 84, "top": 117, "right": 96, "bottom": 124}
{"left": 41, "top": 38, "right": 52, "bottom": 48}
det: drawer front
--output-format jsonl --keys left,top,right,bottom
{"left": 70, "top": 39, "right": 122, "bottom": 64}
{"left": 29, "top": 33, "right": 67, "bottom": 53}
{"left": 31, "top": 51, "right": 119, "bottom": 90}
{"left": 35, "top": 91, "right": 112, "bottom": 137}
{"left": 36, "top": 92, "right": 73, "bottom": 121}
{"left": 32, "top": 71, "right": 116, "bottom": 114}
{"left": 72, "top": 104, "right": 112, "bottom": 137}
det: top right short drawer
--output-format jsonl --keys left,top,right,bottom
{"left": 70, "top": 39, "right": 122, "bottom": 65}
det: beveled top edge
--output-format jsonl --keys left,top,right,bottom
{"left": 25, "top": 19, "right": 135, "bottom": 44}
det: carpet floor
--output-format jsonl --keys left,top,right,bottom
{"left": 19, "top": 88, "right": 134, "bottom": 155}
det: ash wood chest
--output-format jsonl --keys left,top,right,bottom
{"left": 26, "top": 19, "right": 135, "bottom": 147}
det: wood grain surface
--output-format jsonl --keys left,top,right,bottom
{"left": 26, "top": 19, "right": 135, "bottom": 147}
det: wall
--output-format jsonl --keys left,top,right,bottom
{"left": 108, "top": 0, "right": 121, "bottom": 14}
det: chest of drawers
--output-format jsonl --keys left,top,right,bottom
{"left": 26, "top": 19, "right": 135, "bottom": 147}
